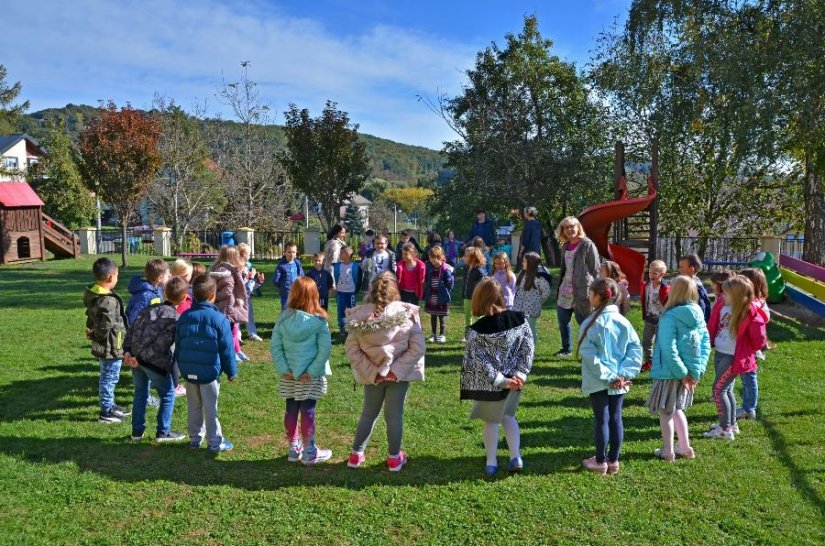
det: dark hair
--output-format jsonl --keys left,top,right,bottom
{"left": 326, "top": 224, "right": 345, "bottom": 241}
{"left": 92, "top": 257, "right": 118, "bottom": 281}
{"left": 192, "top": 274, "right": 217, "bottom": 302}
{"left": 401, "top": 242, "right": 418, "bottom": 258}
{"left": 710, "top": 269, "right": 735, "bottom": 291}
{"left": 471, "top": 236, "right": 486, "bottom": 252}
{"left": 284, "top": 241, "right": 297, "bottom": 251}
{"left": 400, "top": 229, "right": 412, "bottom": 238}
{"left": 145, "top": 259, "right": 169, "bottom": 283}
{"left": 576, "top": 277, "right": 619, "bottom": 357}
{"left": 516, "top": 252, "right": 542, "bottom": 291}
{"left": 190, "top": 263, "right": 206, "bottom": 283}
{"left": 601, "top": 260, "right": 626, "bottom": 281}
{"left": 472, "top": 277, "right": 505, "bottom": 317}
{"left": 164, "top": 276, "right": 189, "bottom": 303}
{"left": 365, "top": 229, "right": 375, "bottom": 236}
{"left": 739, "top": 268, "right": 769, "bottom": 300}
{"left": 679, "top": 254, "right": 702, "bottom": 272}
{"left": 428, "top": 232, "right": 442, "bottom": 245}
{"left": 475, "top": 207, "right": 486, "bottom": 215}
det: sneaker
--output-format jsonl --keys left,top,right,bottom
{"left": 387, "top": 451, "right": 407, "bottom": 472}
{"left": 485, "top": 464, "right": 499, "bottom": 477}
{"left": 736, "top": 409, "right": 756, "bottom": 420}
{"left": 248, "top": 334, "right": 263, "bottom": 342}
{"left": 436, "top": 335, "right": 447, "bottom": 344}
{"left": 674, "top": 446, "right": 696, "bottom": 459}
{"left": 130, "top": 431, "right": 145, "bottom": 441}
{"left": 460, "top": 338, "right": 467, "bottom": 344}
{"left": 287, "top": 441, "right": 304, "bottom": 463}
{"left": 208, "top": 440, "right": 235, "bottom": 453}
{"left": 147, "top": 395, "right": 159, "bottom": 408}
{"left": 507, "top": 457, "right": 523, "bottom": 473}
{"left": 236, "top": 351, "right": 250, "bottom": 362}
{"left": 302, "top": 448, "right": 332, "bottom": 465}
{"left": 347, "top": 452, "right": 366, "bottom": 469}
{"left": 99, "top": 409, "right": 122, "bottom": 424}
{"left": 112, "top": 404, "right": 131, "bottom": 417}
{"left": 427, "top": 335, "right": 436, "bottom": 343}
{"left": 711, "top": 423, "right": 740, "bottom": 434}
{"left": 554, "top": 350, "right": 572, "bottom": 357}
{"left": 581, "top": 456, "right": 608, "bottom": 475}
{"left": 654, "top": 448, "right": 676, "bottom": 462}
{"left": 156, "top": 431, "right": 187, "bottom": 443}
{"left": 606, "top": 460, "right": 620, "bottom": 475}
{"left": 174, "top": 384, "right": 187, "bottom": 397}
{"left": 189, "top": 440, "right": 202, "bottom": 449}
{"left": 703, "top": 426, "right": 735, "bottom": 440}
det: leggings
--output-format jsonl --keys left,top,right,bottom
{"left": 232, "top": 323, "right": 241, "bottom": 353}
{"left": 589, "top": 390, "right": 625, "bottom": 463}
{"left": 430, "top": 315, "right": 445, "bottom": 336}
{"left": 713, "top": 352, "right": 737, "bottom": 428}
{"left": 284, "top": 398, "right": 317, "bottom": 442}
{"left": 400, "top": 290, "right": 419, "bottom": 305}
{"left": 352, "top": 381, "right": 410, "bottom": 455}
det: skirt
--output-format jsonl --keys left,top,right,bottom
{"left": 425, "top": 298, "right": 450, "bottom": 316}
{"left": 470, "top": 390, "right": 522, "bottom": 423}
{"left": 278, "top": 376, "right": 328, "bottom": 401}
{"left": 646, "top": 379, "right": 693, "bottom": 415}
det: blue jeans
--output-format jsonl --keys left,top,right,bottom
{"left": 556, "top": 307, "right": 586, "bottom": 352}
{"left": 527, "top": 317, "right": 538, "bottom": 347}
{"left": 246, "top": 295, "right": 258, "bottom": 337}
{"left": 99, "top": 358, "right": 122, "bottom": 411}
{"left": 337, "top": 292, "right": 357, "bottom": 332}
{"left": 740, "top": 370, "right": 758, "bottom": 413}
{"left": 589, "top": 390, "right": 625, "bottom": 463}
{"left": 132, "top": 365, "right": 176, "bottom": 436}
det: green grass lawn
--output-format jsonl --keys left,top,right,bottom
{"left": 0, "top": 257, "right": 823, "bottom": 545}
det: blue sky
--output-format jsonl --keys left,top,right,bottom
{"left": 5, "top": 0, "right": 629, "bottom": 149}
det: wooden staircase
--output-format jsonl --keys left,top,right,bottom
{"left": 42, "top": 212, "right": 80, "bottom": 259}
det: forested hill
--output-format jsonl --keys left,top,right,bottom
{"left": 18, "top": 104, "right": 448, "bottom": 186}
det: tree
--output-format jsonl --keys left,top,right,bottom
{"left": 0, "top": 64, "right": 29, "bottom": 134}
{"left": 149, "top": 97, "right": 226, "bottom": 250}
{"left": 384, "top": 187, "right": 435, "bottom": 228}
{"left": 78, "top": 102, "right": 162, "bottom": 267}
{"left": 29, "top": 119, "right": 96, "bottom": 228}
{"left": 281, "top": 100, "right": 371, "bottom": 233}
{"left": 342, "top": 202, "right": 366, "bottom": 235}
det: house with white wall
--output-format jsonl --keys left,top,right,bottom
{"left": 0, "top": 134, "right": 44, "bottom": 181}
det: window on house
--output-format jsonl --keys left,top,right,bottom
{"left": 3, "top": 157, "right": 19, "bottom": 169}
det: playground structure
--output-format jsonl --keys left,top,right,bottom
{"left": 779, "top": 254, "right": 825, "bottom": 318}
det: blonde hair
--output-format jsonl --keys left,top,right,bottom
{"left": 665, "top": 275, "right": 698, "bottom": 311}
{"left": 428, "top": 245, "right": 445, "bottom": 261}
{"left": 649, "top": 260, "right": 666, "bottom": 273}
{"left": 367, "top": 271, "right": 400, "bottom": 312}
{"left": 739, "top": 268, "right": 768, "bottom": 300}
{"left": 465, "top": 246, "right": 486, "bottom": 268}
{"left": 556, "top": 216, "right": 586, "bottom": 244}
{"left": 170, "top": 258, "right": 193, "bottom": 278}
{"left": 723, "top": 275, "right": 755, "bottom": 336}
{"left": 471, "top": 277, "right": 505, "bottom": 317}
{"left": 493, "top": 252, "right": 515, "bottom": 282}
{"left": 237, "top": 242, "right": 250, "bottom": 257}
{"left": 213, "top": 245, "right": 244, "bottom": 269}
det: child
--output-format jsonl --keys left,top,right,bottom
{"left": 640, "top": 260, "right": 671, "bottom": 372}
{"left": 422, "top": 232, "right": 442, "bottom": 260}
{"left": 363, "top": 234, "right": 396, "bottom": 288}
{"left": 462, "top": 246, "right": 488, "bottom": 341}
{"left": 333, "top": 246, "right": 362, "bottom": 335}
{"left": 209, "top": 245, "right": 249, "bottom": 362}
{"left": 175, "top": 275, "right": 238, "bottom": 453}
{"left": 493, "top": 238, "right": 512, "bottom": 259}
{"left": 273, "top": 242, "right": 304, "bottom": 308}
{"left": 395, "top": 229, "right": 423, "bottom": 258}
{"left": 471, "top": 236, "right": 492, "bottom": 273}
{"left": 123, "top": 276, "right": 190, "bottom": 442}
{"left": 512, "top": 252, "right": 552, "bottom": 346}
{"left": 678, "top": 254, "right": 711, "bottom": 322}
{"left": 578, "top": 277, "right": 642, "bottom": 475}
{"left": 735, "top": 268, "right": 771, "bottom": 420}
{"left": 238, "top": 243, "right": 264, "bottom": 342}
{"left": 305, "top": 252, "right": 334, "bottom": 310}
{"left": 461, "top": 278, "right": 534, "bottom": 476}
{"left": 84, "top": 257, "right": 130, "bottom": 423}
{"left": 647, "top": 276, "right": 711, "bottom": 461}
{"left": 270, "top": 277, "right": 334, "bottom": 465}
{"left": 125, "top": 258, "right": 169, "bottom": 325}
{"left": 395, "top": 243, "right": 426, "bottom": 305}
{"left": 600, "top": 260, "right": 631, "bottom": 316}
{"left": 170, "top": 259, "right": 194, "bottom": 315}
{"left": 423, "top": 245, "right": 455, "bottom": 343}
{"left": 443, "top": 229, "right": 461, "bottom": 267}
{"left": 358, "top": 229, "right": 375, "bottom": 260}
{"left": 705, "top": 269, "right": 736, "bottom": 401}
{"left": 492, "top": 252, "right": 517, "bottom": 309}
{"left": 345, "top": 272, "right": 426, "bottom": 472}
{"left": 191, "top": 262, "right": 207, "bottom": 283}
{"left": 704, "top": 275, "right": 768, "bottom": 440}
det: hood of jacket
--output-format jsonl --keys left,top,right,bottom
{"left": 278, "top": 309, "right": 327, "bottom": 338}
{"left": 669, "top": 302, "right": 706, "bottom": 330}
{"left": 346, "top": 301, "right": 417, "bottom": 334}
{"left": 84, "top": 283, "right": 112, "bottom": 306}
{"left": 128, "top": 275, "right": 156, "bottom": 296}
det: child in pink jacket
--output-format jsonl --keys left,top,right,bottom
{"left": 344, "top": 271, "right": 426, "bottom": 472}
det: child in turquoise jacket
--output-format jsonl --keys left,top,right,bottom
{"left": 578, "top": 277, "right": 642, "bottom": 475}
{"left": 271, "top": 277, "right": 333, "bottom": 465}
{"left": 647, "top": 275, "right": 711, "bottom": 462}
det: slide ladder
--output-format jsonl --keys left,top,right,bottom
{"left": 42, "top": 212, "right": 80, "bottom": 259}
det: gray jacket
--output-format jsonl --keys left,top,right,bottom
{"left": 558, "top": 237, "right": 600, "bottom": 314}
{"left": 123, "top": 302, "right": 178, "bottom": 375}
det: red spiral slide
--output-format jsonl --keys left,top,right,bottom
{"left": 578, "top": 177, "right": 657, "bottom": 295}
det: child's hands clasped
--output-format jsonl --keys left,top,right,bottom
{"left": 299, "top": 373, "right": 311, "bottom": 383}
{"left": 610, "top": 377, "right": 633, "bottom": 389}
{"left": 505, "top": 377, "right": 524, "bottom": 390}
{"left": 283, "top": 372, "right": 294, "bottom": 381}
{"left": 375, "top": 371, "right": 398, "bottom": 384}
{"left": 681, "top": 376, "right": 699, "bottom": 391}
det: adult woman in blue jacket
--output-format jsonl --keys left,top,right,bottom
{"left": 647, "top": 275, "right": 711, "bottom": 461}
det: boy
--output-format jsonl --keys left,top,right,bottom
{"left": 175, "top": 275, "right": 238, "bottom": 453}
{"left": 640, "top": 260, "right": 670, "bottom": 372}
{"left": 126, "top": 259, "right": 170, "bottom": 325}
{"left": 123, "top": 276, "right": 189, "bottom": 442}
{"left": 273, "top": 242, "right": 304, "bottom": 308}
{"left": 364, "top": 234, "right": 396, "bottom": 288}
{"left": 394, "top": 229, "right": 422, "bottom": 258}
{"left": 305, "top": 252, "right": 334, "bottom": 310}
{"left": 333, "top": 245, "right": 362, "bottom": 334}
{"left": 83, "top": 257, "right": 131, "bottom": 423}
{"left": 678, "top": 254, "right": 711, "bottom": 322}
{"left": 358, "top": 229, "right": 375, "bottom": 260}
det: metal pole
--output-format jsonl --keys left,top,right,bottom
{"left": 96, "top": 196, "right": 102, "bottom": 252}
{"left": 394, "top": 203, "right": 397, "bottom": 235}
{"left": 305, "top": 195, "right": 309, "bottom": 228}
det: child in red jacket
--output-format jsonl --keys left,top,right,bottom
{"left": 640, "top": 260, "right": 670, "bottom": 372}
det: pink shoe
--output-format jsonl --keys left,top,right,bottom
{"left": 675, "top": 446, "right": 696, "bottom": 459}
{"left": 581, "top": 456, "right": 607, "bottom": 475}
{"left": 347, "top": 452, "right": 366, "bottom": 468}
{"left": 654, "top": 448, "right": 676, "bottom": 462}
{"left": 387, "top": 451, "right": 407, "bottom": 472}
{"left": 606, "top": 460, "right": 620, "bottom": 474}
{"left": 174, "top": 385, "right": 187, "bottom": 397}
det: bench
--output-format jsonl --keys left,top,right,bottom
{"left": 703, "top": 260, "right": 750, "bottom": 268}
{"left": 177, "top": 252, "right": 218, "bottom": 260}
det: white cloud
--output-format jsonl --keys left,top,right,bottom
{"left": 4, "top": 0, "right": 476, "bottom": 148}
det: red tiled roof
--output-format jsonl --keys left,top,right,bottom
{"left": 0, "top": 182, "right": 45, "bottom": 207}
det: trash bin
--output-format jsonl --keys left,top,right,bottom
{"left": 221, "top": 231, "right": 235, "bottom": 247}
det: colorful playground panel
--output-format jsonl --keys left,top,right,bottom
{"left": 779, "top": 254, "right": 825, "bottom": 317}
{"left": 779, "top": 268, "right": 825, "bottom": 301}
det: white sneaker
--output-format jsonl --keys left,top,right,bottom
{"left": 436, "top": 335, "right": 446, "bottom": 343}
{"left": 711, "top": 423, "right": 740, "bottom": 434}
{"left": 704, "top": 426, "right": 735, "bottom": 440}
{"left": 427, "top": 335, "right": 436, "bottom": 343}
{"left": 248, "top": 334, "right": 263, "bottom": 342}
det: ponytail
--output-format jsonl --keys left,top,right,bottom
{"left": 575, "top": 277, "right": 619, "bottom": 358}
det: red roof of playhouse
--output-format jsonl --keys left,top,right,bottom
{"left": 0, "top": 182, "right": 45, "bottom": 207}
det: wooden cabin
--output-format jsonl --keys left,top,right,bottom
{"left": 0, "top": 181, "right": 46, "bottom": 263}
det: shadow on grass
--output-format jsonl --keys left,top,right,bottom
{"left": 0, "top": 373, "right": 104, "bottom": 422}
{"left": 767, "top": 314, "right": 825, "bottom": 343}
{"left": 519, "top": 413, "right": 661, "bottom": 446}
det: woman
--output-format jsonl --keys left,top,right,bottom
{"left": 518, "top": 206, "right": 542, "bottom": 263}
{"left": 322, "top": 224, "right": 347, "bottom": 279}
{"left": 555, "top": 216, "right": 600, "bottom": 357}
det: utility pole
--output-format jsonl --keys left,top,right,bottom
{"left": 393, "top": 203, "right": 398, "bottom": 235}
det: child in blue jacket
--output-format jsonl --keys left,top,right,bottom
{"left": 423, "top": 246, "right": 455, "bottom": 343}
{"left": 647, "top": 275, "right": 710, "bottom": 462}
{"left": 578, "top": 277, "right": 642, "bottom": 476}
{"left": 125, "top": 259, "right": 169, "bottom": 325}
{"left": 333, "top": 246, "right": 362, "bottom": 335}
{"left": 273, "top": 242, "right": 304, "bottom": 308}
{"left": 305, "top": 252, "right": 334, "bottom": 310}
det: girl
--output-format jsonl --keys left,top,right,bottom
{"left": 322, "top": 224, "right": 347, "bottom": 278}
{"left": 395, "top": 243, "right": 426, "bottom": 305}
{"left": 512, "top": 252, "right": 552, "bottom": 346}
{"left": 471, "top": 236, "right": 492, "bottom": 273}
{"left": 600, "top": 260, "right": 631, "bottom": 316}
{"left": 705, "top": 269, "right": 735, "bottom": 402}
{"left": 461, "top": 278, "right": 534, "bottom": 476}
{"left": 333, "top": 246, "right": 362, "bottom": 336}
{"left": 462, "top": 246, "right": 488, "bottom": 341}
{"left": 647, "top": 276, "right": 711, "bottom": 461}
{"left": 190, "top": 262, "right": 206, "bottom": 283}
{"left": 555, "top": 216, "right": 600, "bottom": 357}
{"left": 423, "top": 245, "right": 455, "bottom": 343}
{"left": 737, "top": 268, "right": 771, "bottom": 419}
{"left": 238, "top": 243, "right": 264, "bottom": 341}
{"left": 423, "top": 232, "right": 442, "bottom": 260}
{"left": 270, "top": 277, "right": 333, "bottom": 465}
{"left": 640, "top": 260, "right": 670, "bottom": 372}
{"left": 704, "top": 276, "right": 768, "bottom": 440}
{"left": 492, "top": 252, "right": 517, "bottom": 309}
{"left": 345, "top": 272, "right": 426, "bottom": 472}
{"left": 170, "top": 258, "right": 194, "bottom": 315}
{"left": 208, "top": 245, "right": 249, "bottom": 362}
{"left": 578, "top": 277, "right": 642, "bottom": 475}
{"left": 443, "top": 229, "right": 461, "bottom": 267}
